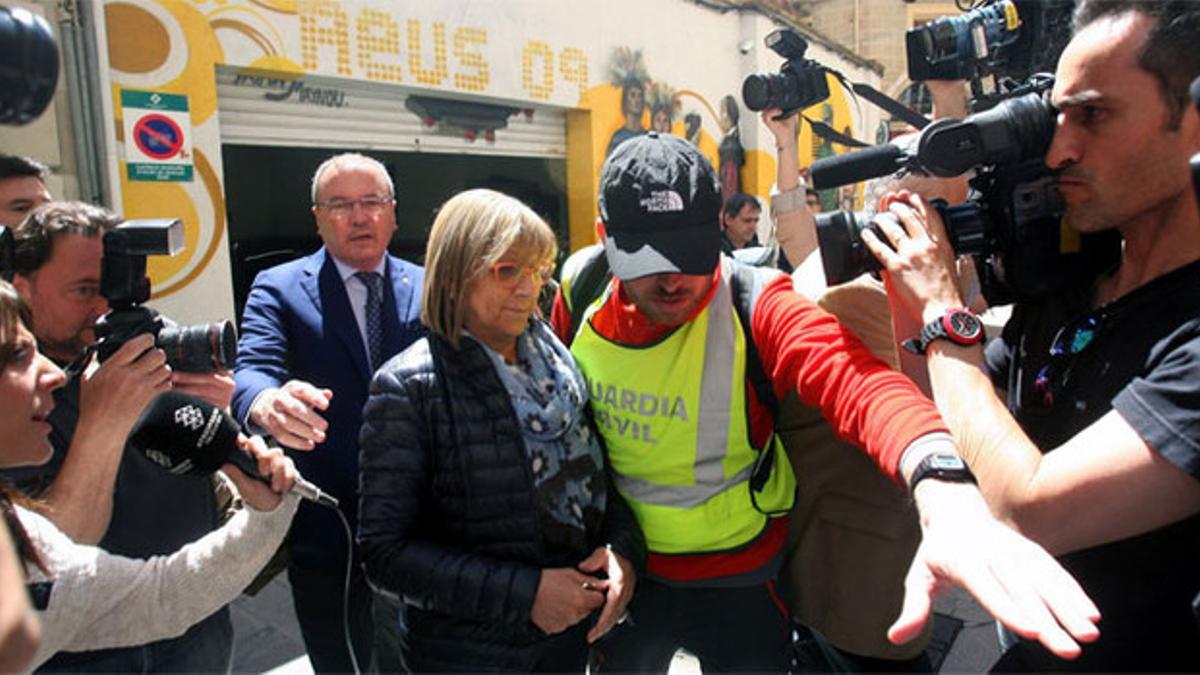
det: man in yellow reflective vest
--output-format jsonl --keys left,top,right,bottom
{"left": 559, "top": 133, "right": 1101, "bottom": 671}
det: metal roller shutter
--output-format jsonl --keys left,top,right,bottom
{"left": 215, "top": 66, "right": 566, "bottom": 158}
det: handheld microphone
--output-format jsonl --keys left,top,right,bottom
{"left": 129, "top": 391, "right": 338, "bottom": 508}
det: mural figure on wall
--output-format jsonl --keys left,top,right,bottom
{"left": 717, "top": 94, "right": 744, "bottom": 204}
{"left": 606, "top": 47, "right": 650, "bottom": 157}
{"left": 647, "top": 82, "right": 678, "bottom": 133}
{"left": 684, "top": 111, "right": 702, "bottom": 146}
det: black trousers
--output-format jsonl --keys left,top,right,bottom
{"left": 288, "top": 565, "right": 374, "bottom": 673}
{"left": 593, "top": 578, "right": 793, "bottom": 673}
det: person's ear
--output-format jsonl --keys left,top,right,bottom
{"left": 11, "top": 273, "right": 32, "bottom": 298}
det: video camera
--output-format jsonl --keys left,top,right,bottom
{"left": 95, "top": 219, "right": 236, "bottom": 373}
{"left": 811, "top": 76, "right": 1119, "bottom": 306}
{"left": 741, "top": 29, "right": 830, "bottom": 117}
{"left": 907, "top": 0, "right": 1074, "bottom": 111}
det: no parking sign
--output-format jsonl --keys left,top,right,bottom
{"left": 122, "top": 90, "right": 194, "bottom": 182}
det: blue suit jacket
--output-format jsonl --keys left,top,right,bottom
{"left": 233, "top": 247, "right": 424, "bottom": 570}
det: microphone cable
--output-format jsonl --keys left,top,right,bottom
{"left": 312, "top": 497, "right": 362, "bottom": 675}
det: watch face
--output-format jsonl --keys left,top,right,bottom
{"left": 928, "top": 454, "right": 966, "bottom": 470}
{"left": 943, "top": 310, "right": 983, "bottom": 343}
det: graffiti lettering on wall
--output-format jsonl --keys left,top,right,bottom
{"left": 299, "top": 0, "right": 588, "bottom": 101}
{"left": 233, "top": 73, "right": 349, "bottom": 108}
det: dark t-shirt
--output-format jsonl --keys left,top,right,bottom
{"left": 986, "top": 259, "right": 1200, "bottom": 671}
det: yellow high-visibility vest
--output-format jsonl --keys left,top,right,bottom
{"left": 571, "top": 261, "right": 795, "bottom": 554}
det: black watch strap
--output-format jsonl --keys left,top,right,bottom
{"left": 908, "top": 453, "right": 977, "bottom": 492}
{"left": 902, "top": 308, "right": 984, "bottom": 355}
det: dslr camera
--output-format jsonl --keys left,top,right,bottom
{"left": 95, "top": 219, "right": 236, "bottom": 373}
{"left": 741, "top": 28, "right": 830, "bottom": 116}
{"left": 812, "top": 76, "right": 1119, "bottom": 306}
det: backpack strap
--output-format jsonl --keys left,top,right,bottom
{"left": 725, "top": 257, "right": 781, "bottom": 422}
{"left": 563, "top": 244, "right": 612, "bottom": 344}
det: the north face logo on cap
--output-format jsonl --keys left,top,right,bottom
{"left": 639, "top": 190, "right": 684, "bottom": 213}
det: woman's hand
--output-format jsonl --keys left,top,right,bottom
{"left": 577, "top": 546, "right": 636, "bottom": 643}
{"left": 529, "top": 567, "right": 606, "bottom": 635}
{"left": 220, "top": 435, "right": 298, "bottom": 512}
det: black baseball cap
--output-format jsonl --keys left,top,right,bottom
{"left": 598, "top": 132, "right": 722, "bottom": 280}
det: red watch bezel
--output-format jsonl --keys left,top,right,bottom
{"left": 940, "top": 308, "right": 984, "bottom": 345}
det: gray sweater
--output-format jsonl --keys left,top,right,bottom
{"left": 20, "top": 493, "right": 299, "bottom": 670}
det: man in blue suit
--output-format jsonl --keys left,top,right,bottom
{"left": 233, "top": 152, "right": 424, "bottom": 672}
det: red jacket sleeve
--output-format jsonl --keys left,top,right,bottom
{"left": 549, "top": 286, "right": 573, "bottom": 346}
{"left": 751, "top": 274, "right": 947, "bottom": 480}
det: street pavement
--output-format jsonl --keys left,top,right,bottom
{"left": 230, "top": 577, "right": 1000, "bottom": 673}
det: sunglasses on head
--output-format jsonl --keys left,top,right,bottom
{"left": 1033, "top": 310, "right": 1106, "bottom": 408}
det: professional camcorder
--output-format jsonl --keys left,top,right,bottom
{"left": 812, "top": 76, "right": 1119, "bottom": 305}
{"left": 907, "top": 0, "right": 1073, "bottom": 110}
{"left": 742, "top": 29, "right": 830, "bottom": 117}
{"left": 95, "top": 219, "right": 236, "bottom": 373}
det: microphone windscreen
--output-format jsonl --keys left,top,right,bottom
{"left": 128, "top": 391, "right": 240, "bottom": 476}
{"left": 810, "top": 143, "right": 905, "bottom": 190}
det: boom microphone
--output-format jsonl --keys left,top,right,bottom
{"left": 810, "top": 143, "right": 907, "bottom": 190}
{"left": 129, "top": 391, "right": 338, "bottom": 508}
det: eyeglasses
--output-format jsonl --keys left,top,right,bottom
{"left": 487, "top": 260, "right": 554, "bottom": 287}
{"left": 1033, "top": 310, "right": 1105, "bottom": 407}
{"left": 314, "top": 195, "right": 394, "bottom": 219}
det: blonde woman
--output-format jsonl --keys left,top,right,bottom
{"left": 358, "top": 189, "right": 644, "bottom": 672}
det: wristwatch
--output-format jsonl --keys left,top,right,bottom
{"left": 908, "top": 453, "right": 977, "bottom": 492}
{"left": 902, "top": 307, "right": 984, "bottom": 355}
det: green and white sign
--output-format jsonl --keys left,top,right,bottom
{"left": 122, "top": 90, "right": 194, "bottom": 182}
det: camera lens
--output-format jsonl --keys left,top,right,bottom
{"left": 815, "top": 210, "right": 882, "bottom": 287}
{"left": 742, "top": 73, "right": 777, "bottom": 112}
{"left": 0, "top": 7, "right": 60, "bottom": 125}
{"left": 157, "top": 320, "right": 238, "bottom": 373}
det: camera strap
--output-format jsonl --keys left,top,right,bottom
{"left": 800, "top": 68, "right": 930, "bottom": 150}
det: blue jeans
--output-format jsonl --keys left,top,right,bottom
{"left": 37, "top": 608, "right": 233, "bottom": 673}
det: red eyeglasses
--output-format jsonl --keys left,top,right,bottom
{"left": 487, "top": 260, "right": 554, "bottom": 287}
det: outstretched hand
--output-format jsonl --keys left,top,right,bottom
{"left": 249, "top": 379, "right": 332, "bottom": 450}
{"left": 890, "top": 480, "right": 1101, "bottom": 660}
